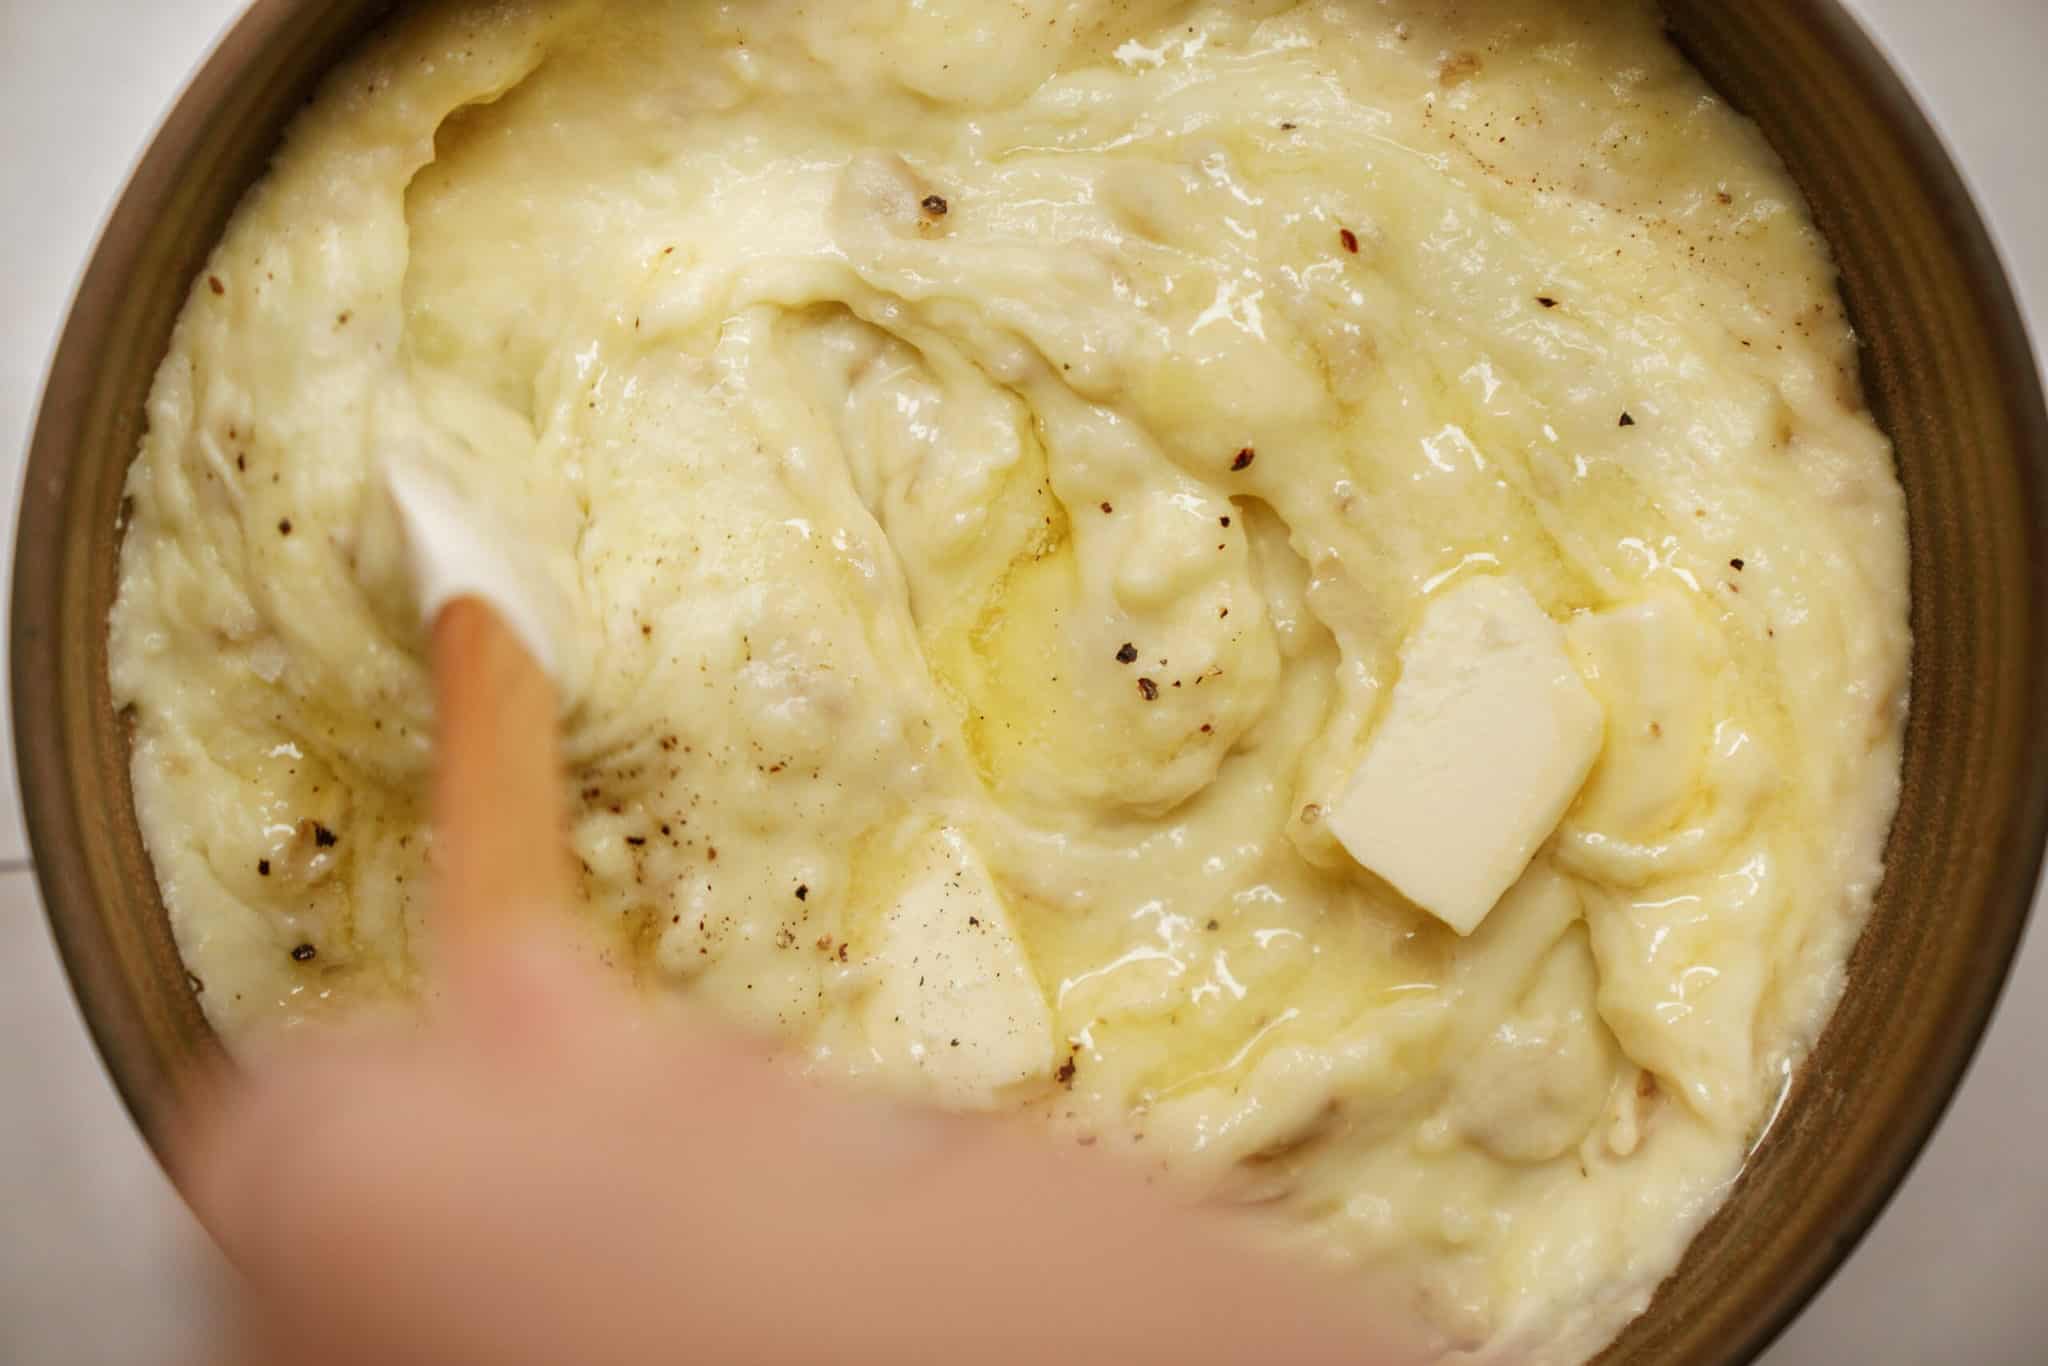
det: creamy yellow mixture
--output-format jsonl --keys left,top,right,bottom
{"left": 110, "top": 1, "right": 1910, "bottom": 1359}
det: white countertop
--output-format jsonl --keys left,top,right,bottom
{"left": 2, "top": 3, "right": 2041, "bottom": 1361}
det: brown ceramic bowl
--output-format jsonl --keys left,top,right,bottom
{"left": 15, "top": 2, "right": 2047, "bottom": 1360}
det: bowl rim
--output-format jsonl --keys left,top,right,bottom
{"left": 13, "top": 2, "right": 2048, "bottom": 1362}
{"left": 1655, "top": 5, "right": 2048, "bottom": 1358}
{"left": 10, "top": 0, "right": 385, "bottom": 1167}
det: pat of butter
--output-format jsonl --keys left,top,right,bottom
{"left": 1329, "top": 577, "right": 1603, "bottom": 935}
{"left": 862, "top": 829, "right": 1055, "bottom": 1109}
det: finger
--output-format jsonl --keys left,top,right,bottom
{"left": 428, "top": 596, "right": 573, "bottom": 999}
{"left": 427, "top": 924, "right": 624, "bottom": 1059}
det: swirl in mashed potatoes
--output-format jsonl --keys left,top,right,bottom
{"left": 110, "top": 1, "right": 1909, "bottom": 1359}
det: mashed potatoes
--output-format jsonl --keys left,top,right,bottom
{"left": 109, "top": 0, "right": 1910, "bottom": 1358}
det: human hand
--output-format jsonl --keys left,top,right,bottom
{"left": 179, "top": 930, "right": 1403, "bottom": 1366}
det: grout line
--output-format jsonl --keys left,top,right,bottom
{"left": 0, "top": 859, "right": 34, "bottom": 875}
